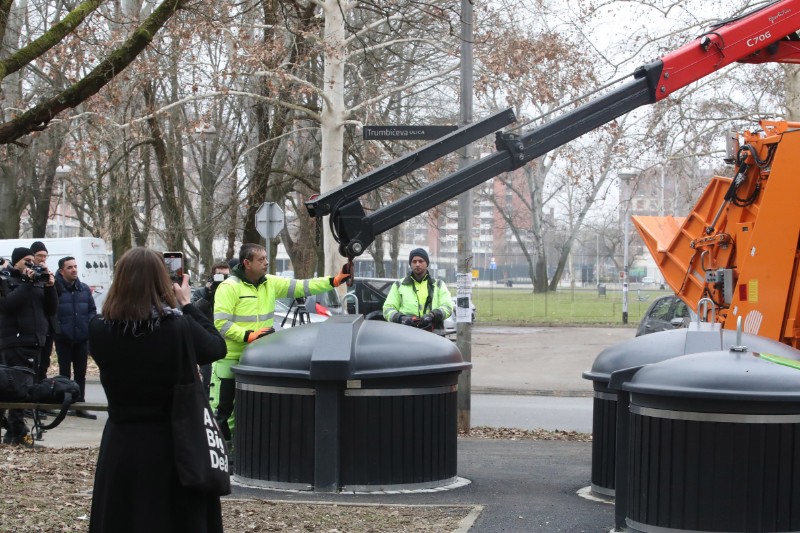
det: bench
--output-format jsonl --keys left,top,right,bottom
{"left": 0, "top": 401, "right": 108, "bottom": 440}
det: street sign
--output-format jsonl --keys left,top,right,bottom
{"left": 255, "top": 202, "right": 285, "bottom": 240}
{"left": 363, "top": 125, "right": 457, "bottom": 141}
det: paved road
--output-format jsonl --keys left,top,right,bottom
{"left": 472, "top": 394, "right": 594, "bottom": 433}
{"left": 469, "top": 325, "right": 634, "bottom": 395}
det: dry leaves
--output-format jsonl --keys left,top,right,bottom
{"left": 0, "top": 447, "right": 470, "bottom": 533}
{"left": 462, "top": 426, "right": 592, "bottom": 442}
{"left": 0, "top": 426, "right": 588, "bottom": 531}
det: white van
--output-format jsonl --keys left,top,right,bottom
{"left": 0, "top": 237, "right": 113, "bottom": 292}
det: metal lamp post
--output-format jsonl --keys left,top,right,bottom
{"left": 618, "top": 170, "right": 638, "bottom": 324}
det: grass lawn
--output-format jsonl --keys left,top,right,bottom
{"left": 470, "top": 286, "right": 673, "bottom": 326}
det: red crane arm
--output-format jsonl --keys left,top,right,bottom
{"left": 656, "top": 0, "right": 800, "bottom": 100}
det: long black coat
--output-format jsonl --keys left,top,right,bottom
{"left": 88, "top": 303, "right": 227, "bottom": 533}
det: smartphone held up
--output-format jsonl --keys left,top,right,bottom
{"left": 163, "top": 251, "right": 183, "bottom": 284}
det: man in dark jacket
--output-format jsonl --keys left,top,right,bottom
{"left": 0, "top": 247, "right": 58, "bottom": 446}
{"left": 190, "top": 260, "right": 230, "bottom": 392}
{"left": 30, "top": 241, "right": 58, "bottom": 384}
{"left": 54, "top": 256, "right": 97, "bottom": 419}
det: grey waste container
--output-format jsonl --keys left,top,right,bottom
{"left": 231, "top": 315, "right": 470, "bottom": 492}
{"left": 583, "top": 326, "right": 800, "bottom": 500}
{"left": 597, "top": 284, "right": 606, "bottom": 297}
{"left": 622, "top": 348, "right": 800, "bottom": 532}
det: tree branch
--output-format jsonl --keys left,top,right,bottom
{"left": 0, "top": 0, "right": 184, "bottom": 145}
{"left": 0, "top": 0, "right": 104, "bottom": 80}
{"left": 348, "top": 62, "right": 458, "bottom": 116}
{"left": 119, "top": 90, "right": 320, "bottom": 129}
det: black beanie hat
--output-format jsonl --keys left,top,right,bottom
{"left": 12, "top": 247, "right": 33, "bottom": 265}
{"left": 408, "top": 248, "right": 430, "bottom": 266}
{"left": 30, "top": 241, "right": 47, "bottom": 254}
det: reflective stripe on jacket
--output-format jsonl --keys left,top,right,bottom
{"left": 213, "top": 272, "right": 333, "bottom": 361}
{"left": 382, "top": 273, "right": 453, "bottom": 323}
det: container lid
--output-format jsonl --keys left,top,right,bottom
{"left": 584, "top": 329, "right": 689, "bottom": 382}
{"left": 622, "top": 348, "right": 800, "bottom": 401}
{"left": 234, "top": 315, "right": 469, "bottom": 381}
{"left": 584, "top": 328, "right": 800, "bottom": 383}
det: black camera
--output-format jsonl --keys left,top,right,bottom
{"left": 24, "top": 261, "right": 49, "bottom": 283}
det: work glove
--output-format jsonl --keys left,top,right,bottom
{"left": 331, "top": 262, "right": 352, "bottom": 288}
{"left": 245, "top": 327, "right": 275, "bottom": 343}
{"left": 419, "top": 313, "right": 435, "bottom": 329}
{"left": 399, "top": 315, "right": 421, "bottom": 327}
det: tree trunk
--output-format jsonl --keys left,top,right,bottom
{"left": 389, "top": 225, "right": 400, "bottom": 277}
{"left": 319, "top": 0, "right": 349, "bottom": 277}
{"left": 0, "top": 0, "right": 24, "bottom": 237}
{"left": 372, "top": 233, "right": 385, "bottom": 277}
{"left": 785, "top": 64, "right": 800, "bottom": 120}
{"left": 528, "top": 165, "right": 549, "bottom": 293}
{"left": 143, "top": 83, "right": 183, "bottom": 250}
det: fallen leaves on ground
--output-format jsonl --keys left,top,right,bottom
{"left": 0, "top": 446, "right": 471, "bottom": 532}
{"left": 0, "top": 427, "right": 588, "bottom": 531}
{"left": 461, "top": 426, "right": 592, "bottom": 442}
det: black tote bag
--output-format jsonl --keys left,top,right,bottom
{"left": 171, "top": 317, "right": 231, "bottom": 496}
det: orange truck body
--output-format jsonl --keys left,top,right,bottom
{"left": 634, "top": 120, "right": 800, "bottom": 347}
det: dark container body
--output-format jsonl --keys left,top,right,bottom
{"left": 623, "top": 350, "right": 800, "bottom": 532}
{"left": 627, "top": 407, "right": 800, "bottom": 532}
{"left": 590, "top": 383, "right": 616, "bottom": 498}
{"left": 234, "top": 379, "right": 316, "bottom": 487}
{"left": 340, "top": 383, "right": 458, "bottom": 489}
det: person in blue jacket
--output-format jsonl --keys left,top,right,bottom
{"left": 54, "top": 256, "right": 97, "bottom": 419}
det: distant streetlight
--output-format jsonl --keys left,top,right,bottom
{"left": 55, "top": 165, "right": 72, "bottom": 238}
{"left": 618, "top": 169, "right": 638, "bottom": 325}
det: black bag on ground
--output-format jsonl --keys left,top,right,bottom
{"left": 0, "top": 364, "right": 35, "bottom": 401}
{"left": 172, "top": 316, "right": 231, "bottom": 496}
{"left": 27, "top": 376, "right": 82, "bottom": 432}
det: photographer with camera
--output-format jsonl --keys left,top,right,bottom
{"left": 30, "top": 241, "right": 58, "bottom": 387}
{"left": 191, "top": 260, "right": 231, "bottom": 392}
{"left": 0, "top": 247, "right": 58, "bottom": 446}
{"left": 383, "top": 248, "right": 453, "bottom": 336}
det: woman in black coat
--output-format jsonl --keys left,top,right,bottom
{"left": 88, "top": 248, "right": 227, "bottom": 533}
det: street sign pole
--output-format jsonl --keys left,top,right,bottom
{"left": 255, "top": 202, "right": 285, "bottom": 273}
{"left": 255, "top": 202, "right": 285, "bottom": 240}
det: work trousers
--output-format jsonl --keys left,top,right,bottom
{"left": 54, "top": 340, "right": 89, "bottom": 402}
{"left": 209, "top": 359, "right": 236, "bottom": 442}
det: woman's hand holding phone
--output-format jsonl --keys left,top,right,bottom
{"left": 174, "top": 274, "right": 191, "bottom": 307}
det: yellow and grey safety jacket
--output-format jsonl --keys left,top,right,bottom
{"left": 382, "top": 272, "right": 453, "bottom": 326}
{"left": 213, "top": 265, "right": 335, "bottom": 362}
